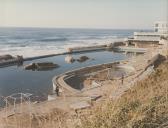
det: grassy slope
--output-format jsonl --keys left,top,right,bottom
{"left": 2, "top": 57, "right": 168, "bottom": 128}
{"left": 79, "top": 61, "right": 168, "bottom": 128}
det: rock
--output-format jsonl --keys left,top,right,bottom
{"left": 48, "top": 94, "right": 57, "bottom": 101}
{"left": 65, "top": 55, "right": 75, "bottom": 63}
{"left": 106, "top": 43, "right": 113, "bottom": 48}
{"left": 24, "top": 63, "right": 36, "bottom": 70}
{"left": 0, "top": 54, "right": 24, "bottom": 67}
{"left": 16, "top": 55, "right": 24, "bottom": 66}
{"left": 90, "top": 94, "right": 102, "bottom": 101}
{"left": 0, "top": 54, "right": 14, "bottom": 61}
{"left": 66, "top": 48, "right": 73, "bottom": 53}
{"left": 113, "top": 42, "right": 125, "bottom": 47}
{"left": 36, "top": 62, "right": 59, "bottom": 70}
{"left": 16, "top": 55, "right": 23, "bottom": 61}
{"left": 77, "top": 56, "right": 89, "bottom": 63}
{"left": 24, "top": 62, "right": 59, "bottom": 71}
{"left": 69, "top": 101, "right": 91, "bottom": 110}
{"left": 145, "top": 54, "right": 166, "bottom": 70}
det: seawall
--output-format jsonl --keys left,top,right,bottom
{"left": 0, "top": 43, "right": 147, "bottom": 68}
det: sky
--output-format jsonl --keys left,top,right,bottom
{"left": 0, "top": 0, "right": 168, "bottom": 29}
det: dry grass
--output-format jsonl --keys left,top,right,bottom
{"left": 0, "top": 108, "right": 70, "bottom": 128}
{"left": 1, "top": 60, "right": 168, "bottom": 128}
{"left": 78, "top": 61, "right": 168, "bottom": 128}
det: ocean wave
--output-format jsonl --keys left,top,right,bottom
{"left": 0, "top": 28, "right": 132, "bottom": 57}
{"left": 37, "top": 37, "right": 68, "bottom": 42}
{"left": 0, "top": 38, "right": 125, "bottom": 57}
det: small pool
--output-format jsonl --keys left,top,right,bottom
{"left": 64, "top": 64, "right": 135, "bottom": 90}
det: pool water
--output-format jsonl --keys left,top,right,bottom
{"left": 0, "top": 51, "right": 128, "bottom": 102}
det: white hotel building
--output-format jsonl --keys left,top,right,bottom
{"left": 154, "top": 21, "right": 168, "bottom": 33}
{"left": 126, "top": 21, "right": 168, "bottom": 47}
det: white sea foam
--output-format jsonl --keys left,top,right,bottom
{"left": 0, "top": 38, "right": 124, "bottom": 57}
{"left": 0, "top": 28, "right": 128, "bottom": 57}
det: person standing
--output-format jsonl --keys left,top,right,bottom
{"left": 55, "top": 85, "right": 59, "bottom": 96}
{"left": 121, "top": 74, "right": 124, "bottom": 85}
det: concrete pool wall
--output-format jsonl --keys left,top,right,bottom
{"left": 52, "top": 61, "right": 136, "bottom": 95}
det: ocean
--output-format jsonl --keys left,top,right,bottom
{"left": 0, "top": 28, "right": 144, "bottom": 106}
{"left": 0, "top": 27, "right": 138, "bottom": 57}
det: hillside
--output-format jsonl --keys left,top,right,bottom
{"left": 78, "top": 60, "right": 168, "bottom": 128}
{"left": 1, "top": 59, "right": 168, "bottom": 128}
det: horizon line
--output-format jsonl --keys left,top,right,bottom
{"left": 0, "top": 26, "right": 152, "bottom": 30}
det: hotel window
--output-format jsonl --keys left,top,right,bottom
{"left": 155, "top": 23, "right": 159, "bottom": 27}
{"left": 155, "top": 28, "right": 158, "bottom": 32}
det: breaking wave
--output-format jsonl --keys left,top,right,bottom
{"left": 0, "top": 28, "right": 134, "bottom": 57}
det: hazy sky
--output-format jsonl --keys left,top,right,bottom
{"left": 0, "top": 0, "right": 168, "bottom": 29}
